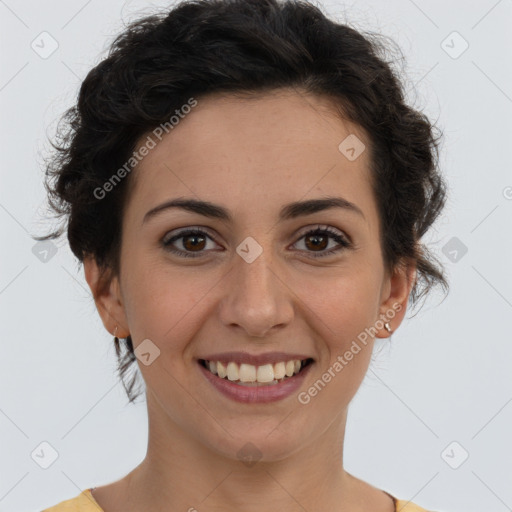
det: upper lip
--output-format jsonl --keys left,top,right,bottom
{"left": 198, "top": 351, "right": 314, "bottom": 366}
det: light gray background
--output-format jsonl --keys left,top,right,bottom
{"left": 1, "top": 1, "right": 511, "bottom": 511}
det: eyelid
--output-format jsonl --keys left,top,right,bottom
{"left": 162, "top": 224, "right": 349, "bottom": 243}
{"left": 161, "top": 224, "right": 352, "bottom": 258}
{"left": 290, "top": 225, "right": 352, "bottom": 258}
{"left": 161, "top": 225, "right": 218, "bottom": 244}
{"left": 293, "top": 224, "right": 351, "bottom": 243}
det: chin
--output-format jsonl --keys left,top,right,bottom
{"left": 199, "top": 422, "right": 308, "bottom": 464}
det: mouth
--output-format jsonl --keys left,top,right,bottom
{"left": 198, "top": 358, "right": 314, "bottom": 387}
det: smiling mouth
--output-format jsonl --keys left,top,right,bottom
{"left": 199, "top": 358, "right": 314, "bottom": 386}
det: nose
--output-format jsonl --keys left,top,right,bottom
{"left": 218, "top": 247, "right": 294, "bottom": 338}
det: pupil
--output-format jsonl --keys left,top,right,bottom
{"left": 184, "top": 234, "right": 205, "bottom": 250}
{"left": 307, "top": 235, "right": 327, "bottom": 250}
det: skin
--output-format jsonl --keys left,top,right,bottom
{"left": 84, "top": 87, "right": 416, "bottom": 512}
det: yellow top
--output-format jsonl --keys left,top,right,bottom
{"left": 41, "top": 488, "right": 437, "bottom": 511}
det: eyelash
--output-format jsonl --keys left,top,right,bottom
{"left": 161, "top": 225, "right": 352, "bottom": 259}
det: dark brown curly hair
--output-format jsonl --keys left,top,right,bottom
{"left": 34, "top": 0, "right": 449, "bottom": 403}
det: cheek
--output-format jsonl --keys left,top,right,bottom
{"left": 120, "top": 235, "right": 383, "bottom": 358}
{"left": 120, "top": 255, "right": 220, "bottom": 351}
{"left": 293, "top": 266, "right": 382, "bottom": 338}
{"left": 295, "top": 277, "right": 377, "bottom": 409}
{"left": 290, "top": 265, "right": 381, "bottom": 395}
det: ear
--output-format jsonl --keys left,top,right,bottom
{"left": 83, "top": 255, "right": 130, "bottom": 338}
{"left": 375, "top": 258, "right": 417, "bottom": 339}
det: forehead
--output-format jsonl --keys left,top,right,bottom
{"left": 125, "top": 88, "right": 377, "bottom": 230}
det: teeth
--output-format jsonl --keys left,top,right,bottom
{"left": 257, "top": 364, "right": 274, "bottom": 383}
{"left": 217, "top": 361, "right": 227, "bottom": 379}
{"left": 227, "top": 362, "right": 239, "bottom": 381}
{"left": 202, "top": 358, "right": 309, "bottom": 384}
{"left": 239, "top": 363, "right": 256, "bottom": 382}
{"left": 274, "top": 362, "right": 286, "bottom": 380}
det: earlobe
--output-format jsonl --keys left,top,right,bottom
{"left": 375, "top": 260, "right": 416, "bottom": 338}
{"left": 83, "top": 256, "right": 130, "bottom": 338}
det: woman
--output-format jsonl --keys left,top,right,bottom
{"left": 38, "top": 0, "right": 448, "bottom": 510}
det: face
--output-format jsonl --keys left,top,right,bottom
{"left": 86, "top": 88, "right": 414, "bottom": 462}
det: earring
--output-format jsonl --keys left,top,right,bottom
{"left": 384, "top": 322, "right": 393, "bottom": 334}
{"left": 114, "top": 325, "right": 119, "bottom": 342}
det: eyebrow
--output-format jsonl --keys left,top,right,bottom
{"left": 142, "top": 196, "right": 365, "bottom": 225}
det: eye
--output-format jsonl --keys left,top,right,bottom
{"left": 161, "top": 225, "right": 352, "bottom": 259}
{"left": 292, "top": 225, "right": 352, "bottom": 258}
{"left": 161, "top": 228, "right": 220, "bottom": 258}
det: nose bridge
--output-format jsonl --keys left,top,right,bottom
{"left": 220, "top": 241, "right": 292, "bottom": 337}
{"left": 238, "top": 247, "right": 275, "bottom": 299}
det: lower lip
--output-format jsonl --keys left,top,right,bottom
{"left": 198, "top": 361, "right": 313, "bottom": 403}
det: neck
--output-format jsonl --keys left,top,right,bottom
{"left": 121, "top": 392, "right": 362, "bottom": 512}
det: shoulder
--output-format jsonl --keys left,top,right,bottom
{"left": 41, "top": 489, "right": 103, "bottom": 511}
{"left": 394, "top": 498, "right": 439, "bottom": 511}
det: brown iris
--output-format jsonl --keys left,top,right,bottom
{"left": 304, "top": 233, "right": 328, "bottom": 251}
